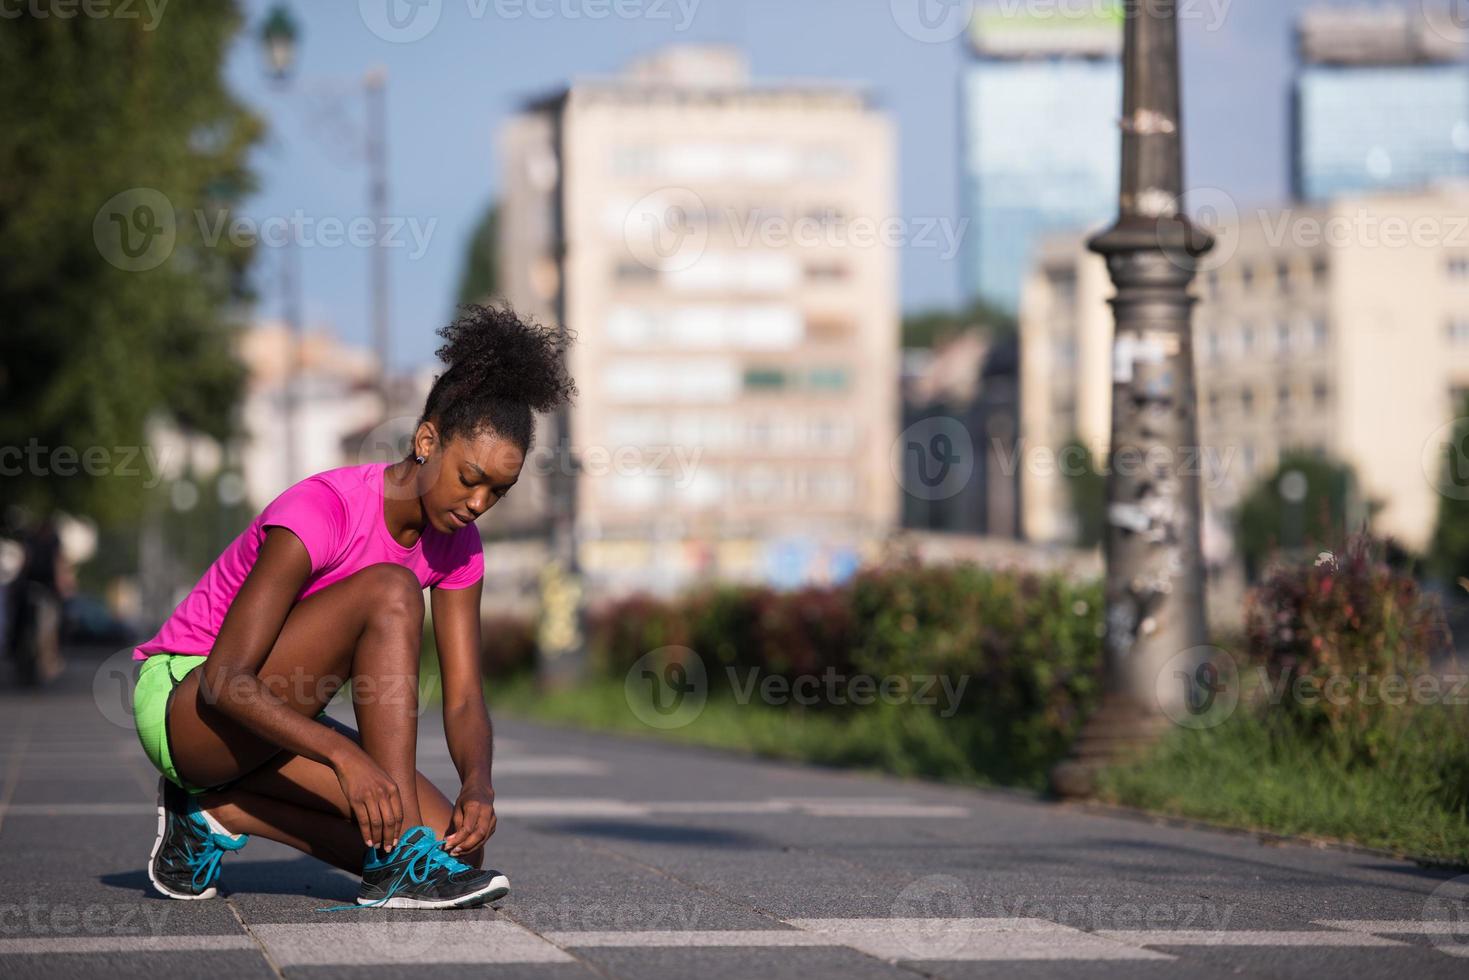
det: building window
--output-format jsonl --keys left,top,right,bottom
{"left": 807, "top": 366, "right": 850, "bottom": 392}
{"left": 1276, "top": 320, "right": 1291, "bottom": 353}
{"left": 1311, "top": 317, "right": 1329, "bottom": 349}
{"left": 1313, "top": 380, "right": 1329, "bottom": 408}
{"left": 1276, "top": 260, "right": 1291, "bottom": 293}
{"left": 1241, "top": 324, "right": 1255, "bottom": 353}
{"left": 1206, "top": 328, "right": 1221, "bottom": 362}
{"left": 1241, "top": 388, "right": 1255, "bottom": 416}
{"left": 1311, "top": 257, "right": 1329, "bottom": 288}
{"left": 804, "top": 261, "right": 848, "bottom": 282}
{"left": 1449, "top": 255, "right": 1469, "bottom": 281}
{"left": 1448, "top": 318, "right": 1469, "bottom": 345}
{"left": 1277, "top": 384, "right": 1292, "bottom": 416}
{"left": 805, "top": 316, "right": 852, "bottom": 343}
{"left": 1240, "top": 265, "right": 1255, "bottom": 291}
{"left": 743, "top": 367, "right": 787, "bottom": 391}
{"left": 615, "top": 261, "right": 658, "bottom": 283}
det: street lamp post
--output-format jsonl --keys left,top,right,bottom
{"left": 262, "top": 5, "right": 390, "bottom": 421}
{"left": 365, "top": 67, "right": 390, "bottom": 416}
{"left": 1050, "top": 0, "right": 1213, "bottom": 798}
{"left": 261, "top": 5, "right": 303, "bottom": 486}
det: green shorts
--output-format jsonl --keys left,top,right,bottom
{"left": 134, "top": 653, "right": 337, "bottom": 796}
{"left": 134, "top": 653, "right": 212, "bottom": 795}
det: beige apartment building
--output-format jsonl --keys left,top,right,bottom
{"left": 1019, "top": 183, "right": 1469, "bottom": 557}
{"left": 497, "top": 46, "right": 899, "bottom": 594}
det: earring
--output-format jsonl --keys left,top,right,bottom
{"left": 415, "top": 454, "right": 426, "bottom": 464}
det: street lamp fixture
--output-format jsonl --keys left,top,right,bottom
{"left": 261, "top": 4, "right": 299, "bottom": 83}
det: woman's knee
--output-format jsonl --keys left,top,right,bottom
{"left": 355, "top": 563, "right": 424, "bottom": 630}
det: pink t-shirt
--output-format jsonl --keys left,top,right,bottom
{"left": 133, "top": 462, "right": 484, "bottom": 661}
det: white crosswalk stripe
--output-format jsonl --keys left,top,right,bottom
{"left": 0, "top": 796, "right": 967, "bottom": 819}
{"left": 0, "top": 936, "right": 257, "bottom": 955}
{"left": 786, "top": 918, "right": 1171, "bottom": 962}
{"left": 248, "top": 921, "right": 574, "bottom": 966}
{"left": 1313, "top": 919, "right": 1464, "bottom": 935}
{"left": 1093, "top": 929, "right": 1408, "bottom": 948}
{"left": 0, "top": 919, "right": 1452, "bottom": 964}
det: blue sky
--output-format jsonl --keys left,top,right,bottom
{"left": 224, "top": 0, "right": 1426, "bottom": 370}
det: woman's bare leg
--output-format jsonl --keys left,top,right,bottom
{"left": 198, "top": 718, "right": 484, "bottom": 872}
{"left": 165, "top": 563, "right": 434, "bottom": 852}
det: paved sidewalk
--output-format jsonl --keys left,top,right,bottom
{"left": 1, "top": 651, "right": 1467, "bottom": 979}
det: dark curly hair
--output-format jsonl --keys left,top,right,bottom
{"left": 418, "top": 303, "right": 577, "bottom": 452}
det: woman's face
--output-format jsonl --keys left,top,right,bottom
{"left": 414, "top": 425, "right": 524, "bottom": 534}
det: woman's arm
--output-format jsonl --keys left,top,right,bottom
{"left": 430, "top": 578, "right": 497, "bottom": 856}
{"left": 198, "top": 528, "right": 402, "bottom": 846}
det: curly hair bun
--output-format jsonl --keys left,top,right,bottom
{"left": 421, "top": 303, "right": 577, "bottom": 450}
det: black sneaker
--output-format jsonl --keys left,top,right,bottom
{"left": 148, "top": 777, "right": 249, "bottom": 900}
{"left": 356, "top": 825, "right": 510, "bottom": 909}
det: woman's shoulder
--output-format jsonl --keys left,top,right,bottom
{"left": 258, "top": 463, "right": 373, "bottom": 522}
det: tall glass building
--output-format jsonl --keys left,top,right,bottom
{"left": 959, "top": 8, "right": 1122, "bottom": 315}
{"left": 1293, "top": 9, "right": 1469, "bottom": 202}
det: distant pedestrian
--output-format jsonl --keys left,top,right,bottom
{"left": 130, "top": 304, "right": 575, "bottom": 908}
{"left": 5, "top": 514, "right": 71, "bottom": 686}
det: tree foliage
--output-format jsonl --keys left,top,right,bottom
{"left": 0, "top": 1, "right": 261, "bottom": 525}
{"left": 455, "top": 200, "right": 500, "bottom": 308}
{"left": 902, "top": 296, "right": 1016, "bottom": 350}
{"left": 1234, "top": 451, "right": 1370, "bottom": 581}
{"left": 1428, "top": 391, "right": 1469, "bottom": 584}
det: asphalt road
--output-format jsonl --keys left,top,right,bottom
{"left": 2, "top": 650, "right": 1467, "bottom": 979}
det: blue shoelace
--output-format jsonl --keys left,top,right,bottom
{"left": 319, "top": 833, "right": 471, "bottom": 912}
{"left": 183, "top": 813, "right": 248, "bottom": 890}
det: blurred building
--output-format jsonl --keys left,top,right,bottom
{"left": 1018, "top": 184, "right": 1469, "bottom": 560}
{"left": 498, "top": 46, "right": 899, "bottom": 597}
{"left": 237, "top": 320, "right": 385, "bottom": 508}
{"left": 959, "top": 2, "right": 1121, "bottom": 313}
{"left": 1293, "top": 5, "right": 1469, "bottom": 202}
{"left": 899, "top": 330, "right": 1022, "bottom": 538}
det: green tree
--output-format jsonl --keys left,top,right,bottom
{"left": 1234, "top": 451, "right": 1369, "bottom": 581}
{"left": 0, "top": 2, "right": 261, "bottom": 526}
{"left": 455, "top": 201, "right": 500, "bottom": 307}
{"left": 1428, "top": 392, "right": 1469, "bottom": 583}
{"left": 1061, "top": 439, "right": 1106, "bottom": 548}
{"left": 902, "top": 297, "right": 1016, "bottom": 350}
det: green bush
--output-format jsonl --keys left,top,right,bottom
{"left": 582, "top": 561, "right": 1105, "bottom": 784}
{"left": 848, "top": 561, "right": 1104, "bottom": 781}
{"left": 479, "top": 614, "right": 538, "bottom": 679}
{"left": 1244, "top": 534, "right": 1451, "bottom": 758}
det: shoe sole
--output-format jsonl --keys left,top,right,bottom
{"left": 357, "top": 874, "right": 510, "bottom": 909}
{"left": 147, "top": 779, "right": 216, "bottom": 901}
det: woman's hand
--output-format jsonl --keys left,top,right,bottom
{"left": 333, "top": 748, "right": 404, "bottom": 852}
{"left": 443, "top": 782, "right": 497, "bottom": 857}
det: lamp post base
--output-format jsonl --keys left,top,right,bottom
{"left": 1049, "top": 694, "right": 1173, "bottom": 799}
